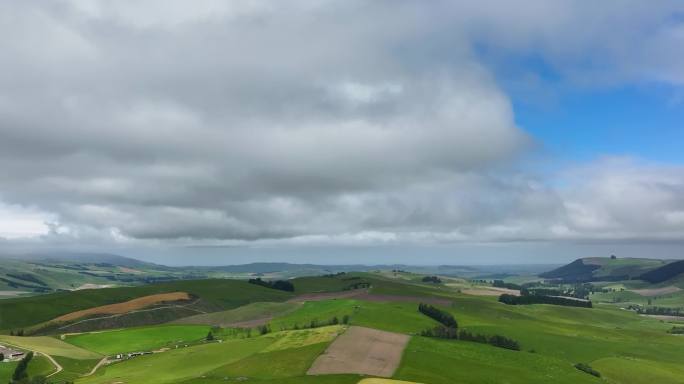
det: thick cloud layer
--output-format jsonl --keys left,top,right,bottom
{"left": 1, "top": 1, "right": 684, "bottom": 249}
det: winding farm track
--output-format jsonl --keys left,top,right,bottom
{"left": 43, "top": 352, "right": 63, "bottom": 377}
{"left": 82, "top": 357, "right": 109, "bottom": 377}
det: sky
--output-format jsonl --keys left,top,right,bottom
{"left": 1, "top": 1, "right": 684, "bottom": 265}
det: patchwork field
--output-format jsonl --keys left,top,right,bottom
{"left": 1, "top": 267, "right": 683, "bottom": 384}
{"left": 308, "top": 326, "right": 410, "bottom": 377}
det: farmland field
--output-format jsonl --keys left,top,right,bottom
{"left": 1, "top": 263, "right": 683, "bottom": 384}
{"left": 0, "top": 335, "right": 101, "bottom": 359}
{"left": 64, "top": 325, "right": 211, "bottom": 355}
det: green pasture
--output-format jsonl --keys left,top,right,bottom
{"left": 269, "top": 299, "right": 439, "bottom": 334}
{"left": 64, "top": 325, "right": 211, "bottom": 355}
{"left": 395, "top": 336, "right": 601, "bottom": 384}
{"left": 78, "top": 336, "right": 273, "bottom": 384}
{"left": 0, "top": 354, "right": 55, "bottom": 384}
{"left": 0, "top": 335, "right": 101, "bottom": 359}
{"left": 51, "top": 356, "right": 103, "bottom": 382}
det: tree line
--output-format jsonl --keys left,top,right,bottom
{"left": 492, "top": 280, "right": 521, "bottom": 290}
{"left": 417, "top": 303, "right": 520, "bottom": 351}
{"left": 419, "top": 325, "right": 521, "bottom": 351}
{"left": 247, "top": 278, "right": 294, "bottom": 292}
{"left": 9, "top": 351, "right": 47, "bottom": 384}
{"left": 627, "top": 305, "right": 681, "bottom": 316}
{"left": 418, "top": 303, "right": 458, "bottom": 328}
{"left": 574, "top": 363, "right": 601, "bottom": 378}
{"left": 421, "top": 276, "right": 442, "bottom": 283}
{"left": 498, "top": 294, "right": 592, "bottom": 308}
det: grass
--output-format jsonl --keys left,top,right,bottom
{"left": 78, "top": 336, "right": 274, "bottom": 384}
{"left": 395, "top": 336, "right": 601, "bottom": 384}
{"left": 0, "top": 279, "right": 294, "bottom": 331}
{"left": 51, "top": 357, "right": 103, "bottom": 382}
{"left": 174, "top": 301, "right": 300, "bottom": 326}
{"left": 444, "top": 295, "right": 684, "bottom": 365}
{"left": 591, "top": 357, "right": 684, "bottom": 384}
{"left": 27, "top": 354, "right": 57, "bottom": 377}
{"left": 177, "top": 327, "right": 355, "bottom": 384}
{"left": 269, "top": 300, "right": 439, "bottom": 334}
{"left": 0, "top": 354, "right": 58, "bottom": 383}
{"left": 262, "top": 325, "right": 343, "bottom": 352}
{"left": 64, "top": 325, "right": 211, "bottom": 355}
{"left": 181, "top": 375, "right": 361, "bottom": 384}
{"left": 0, "top": 361, "right": 18, "bottom": 384}
{"left": 208, "top": 342, "right": 327, "bottom": 379}
{"left": 0, "top": 335, "right": 101, "bottom": 359}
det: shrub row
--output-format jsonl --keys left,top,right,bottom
{"left": 420, "top": 327, "right": 520, "bottom": 351}
{"left": 498, "top": 294, "right": 592, "bottom": 308}
{"left": 421, "top": 276, "right": 442, "bottom": 283}
{"left": 291, "top": 315, "right": 350, "bottom": 330}
{"left": 418, "top": 303, "right": 458, "bottom": 328}
{"left": 628, "top": 305, "right": 682, "bottom": 316}
{"left": 247, "top": 278, "right": 294, "bottom": 292}
{"left": 574, "top": 363, "right": 601, "bottom": 377}
{"left": 492, "top": 280, "right": 521, "bottom": 290}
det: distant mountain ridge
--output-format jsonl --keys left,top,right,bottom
{"left": 540, "top": 257, "right": 679, "bottom": 283}
{"left": 3, "top": 252, "right": 160, "bottom": 268}
{"left": 0, "top": 252, "right": 560, "bottom": 297}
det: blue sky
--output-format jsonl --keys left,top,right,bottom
{"left": 515, "top": 84, "right": 684, "bottom": 164}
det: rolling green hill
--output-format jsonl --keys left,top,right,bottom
{"left": 2, "top": 267, "right": 683, "bottom": 384}
{"left": 0, "top": 279, "right": 293, "bottom": 332}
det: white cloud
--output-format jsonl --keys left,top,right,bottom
{"left": 0, "top": 203, "right": 54, "bottom": 239}
{"left": 0, "top": 1, "right": 682, "bottom": 252}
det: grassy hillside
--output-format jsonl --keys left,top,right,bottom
{"left": 396, "top": 336, "right": 600, "bottom": 384}
{"left": 0, "top": 335, "right": 102, "bottom": 359}
{"left": 640, "top": 260, "right": 684, "bottom": 283}
{"left": 0, "top": 279, "right": 293, "bottom": 331}
{"left": 65, "top": 325, "right": 211, "bottom": 355}
{"left": 2, "top": 269, "right": 683, "bottom": 384}
{"left": 78, "top": 336, "right": 274, "bottom": 384}
{"left": 540, "top": 257, "right": 672, "bottom": 282}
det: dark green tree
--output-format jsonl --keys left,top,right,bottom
{"left": 12, "top": 351, "right": 33, "bottom": 382}
{"left": 206, "top": 331, "right": 214, "bottom": 341}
